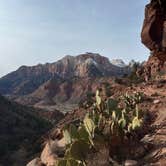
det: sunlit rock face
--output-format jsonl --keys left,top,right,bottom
{"left": 53, "top": 53, "right": 128, "bottom": 78}
{"left": 140, "top": 0, "right": 166, "bottom": 78}
{"left": 0, "top": 53, "right": 129, "bottom": 96}
{"left": 141, "top": 0, "right": 166, "bottom": 52}
{"left": 110, "top": 59, "right": 126, "bottom": 67}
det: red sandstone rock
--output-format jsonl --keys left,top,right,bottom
{"left": 140, "top": 0, "right": 166, "bottom": 79}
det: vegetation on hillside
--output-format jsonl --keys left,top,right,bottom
{"left": 0, "top": 95, "right": 52, "bottom": 166}
{"left": 56, "top": 90, "right": 145, "bottom": 165}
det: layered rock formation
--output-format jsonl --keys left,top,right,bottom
{"left": 0, "top": 53, "right": 130, "bottom": 112}
{"left": 141, "top": 0, "right": 166, "bottom": 78}
{"left": 0, "top": 53, "right": 129, "bottom": 96}
{"left": 14, "top": 77, "right": 114, "bottom": 111}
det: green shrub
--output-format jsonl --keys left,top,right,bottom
{"left": 57, "top": 90, "right": 145, "bottom": 165}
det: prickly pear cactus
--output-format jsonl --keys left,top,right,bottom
{"left": 107, "top": 98, "right": 118, "bottom": 111}
{"left": 132, "top": 117, "right": 143, "bottom": 130}
{"left": 63, "top": 124, "right": 78, "bottom": 145}
{"left": 70, "top": 140, "right": 90, "bottom": 161}
{"left": 83, "top": 115, "right": 95, "bottom": 139}
{"left": 78, "top": 125, "right": 89, "bottom": 142}
{"left": 96, "top": 90, "right": 102, "bottom": 107}
{"left": 57, "top": 90, "right": 145, "bottom": 166}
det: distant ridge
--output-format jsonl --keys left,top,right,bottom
{"left": 0, "top": 53, "right": 129, "bottom": 96}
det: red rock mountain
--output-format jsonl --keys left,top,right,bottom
{"left": 0, "top": 53, "right": 129, "bottom": 96}
{"left": 0, "top": 53, "right": 130, "bottom": 112}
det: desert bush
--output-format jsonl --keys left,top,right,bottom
{"left": 56, "top": 90, "right": 145, "bottom": 165}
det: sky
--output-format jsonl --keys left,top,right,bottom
{"left": 0, "top": 0, "right": 149, "bottom": 77}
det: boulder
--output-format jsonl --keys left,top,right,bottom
{"left": 26, "top": 158, "right": 43, "bottom": 166}
{"left": 41, "top": 138, "right": 65, "bottom": 166}
{"left": 124, "top": 160, "right": 138, "bottom": 166}
{"left": 153, "top": 99, "right": 160, "bottom": 104}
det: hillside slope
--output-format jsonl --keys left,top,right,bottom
{"left": 26, "top": 76, "right": 166, "bottom": 166}
{"left": 14, "top": 77, "right": 116, "bottom": 112}
{"left": 0, "top": 95, "right": 53, "bottom": 166}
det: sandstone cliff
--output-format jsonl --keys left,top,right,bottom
{"left": 140, "top": 0, "right": 166, "bottom": 79}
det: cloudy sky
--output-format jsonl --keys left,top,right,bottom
{"left": 0, "top": 0, "right": 149, "bottom": 77}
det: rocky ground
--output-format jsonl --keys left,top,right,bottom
{"left": 0, "top": 95, "right": 53, "bottom": 166}
{"left": 26, "top": 74, "right": 166, "bottom": 166}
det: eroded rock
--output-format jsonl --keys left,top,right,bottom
{"left": 26, "top": 158, "right": 43, "bottom": 166}
{"left": 41, "top": 138, "right": 65, "bottom": 166}
{"left": 124, "top": 160, "right": 138, "bottom": 166}
{"left": 140, "top": 0, "right": 166, "bottom": 79}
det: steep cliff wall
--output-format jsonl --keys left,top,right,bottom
{"left": 140, "top": 0, "right": 166, "bottom": 79}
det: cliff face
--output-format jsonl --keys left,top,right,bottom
{"left": 141, "top": 0, "right": 166, "bottom": 78}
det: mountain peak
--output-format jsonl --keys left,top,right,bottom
{"left": 0, "top": 53, "right": 130, "bottom": 96}
{"left": 110, "top": 59, "right": 126, "bottom": 67}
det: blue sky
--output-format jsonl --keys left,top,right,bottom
{"left": 0, "top": 0, "right": 149, "bottom": 77}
